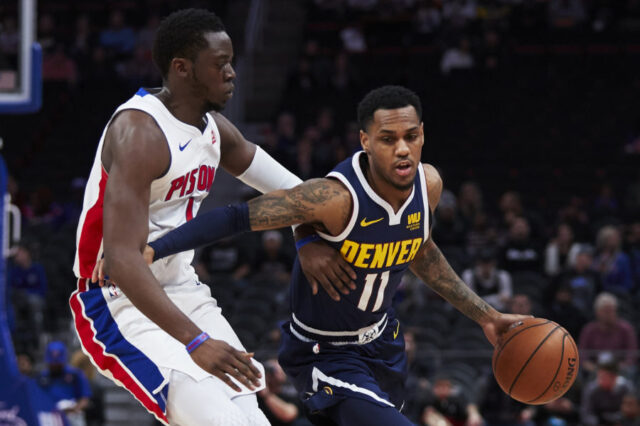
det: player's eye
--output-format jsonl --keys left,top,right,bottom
{"left": 381, "top": 136, "right": 392, "bottom": 143}
{"left": 406, "top": 134, "right": 417, "bottom": 141}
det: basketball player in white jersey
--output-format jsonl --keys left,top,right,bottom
{"left": 70, "top": 9, "right": 355, "bottom": 426}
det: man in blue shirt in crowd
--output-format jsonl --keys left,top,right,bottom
{"left": 37, "top": 341, "right": 92, "bottom": 426}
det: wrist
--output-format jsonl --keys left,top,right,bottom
{"left": 186, "top": 332, "right": 210, "bottom": 353}
{"left": 295, "top": 234, "right": 321, "bottom": 251}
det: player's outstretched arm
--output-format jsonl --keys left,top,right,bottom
{"left": 101, "top": 111, "right": 261, "bottom": 392}
{"left": 409, "top": 164, "right": 529, "bottom": 346}
{"left": 214, "top": 111, "right": 356, "bottom": 297}
{"left": 146, "top": 178, "right": 351, "bottom": 262}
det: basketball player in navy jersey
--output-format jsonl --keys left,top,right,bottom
{"left": 96, "top": 86, "right": 529, "bottom": 425}
{"left": 72, "top": 8, "right": 355, "bottom": 426}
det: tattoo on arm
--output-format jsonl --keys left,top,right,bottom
{"left": 410, "top": 241, "right": 496, "bottom": 323}
{"left": 248, "top": 178, "right": 350, "bottom": 231}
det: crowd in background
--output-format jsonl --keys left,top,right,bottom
{"left": 1, "top": 0, "right": 640, "bottom": 425}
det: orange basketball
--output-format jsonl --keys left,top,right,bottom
{"left": 492, "top": 317, "right": 579, "bottom": 405}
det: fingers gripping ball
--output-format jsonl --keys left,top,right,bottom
{"left": 492, "top": 317, "right": 579, "bottom": 405}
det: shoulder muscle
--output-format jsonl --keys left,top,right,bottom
{"left": 103, "top": 109, "right": 170, "bottom": 181}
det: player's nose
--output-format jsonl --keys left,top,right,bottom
{"left": 395, "top": 138, "right": 410, "bottom": 156}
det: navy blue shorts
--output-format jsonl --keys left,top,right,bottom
{"left": 278, "top": 316, "right": 408, "bottom": 416}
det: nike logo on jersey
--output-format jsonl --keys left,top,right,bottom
{"left": 360, "top": 217, "right": 384, "bottom": 227}
{"left": 179, "top": 139, "right": 192, "bottom": 151}
{"left": 393, "top": 320, "right": 400, "bottom": 340}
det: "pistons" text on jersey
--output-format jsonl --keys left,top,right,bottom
{"left": 165, "top": 166, "right": 216, "bottom": 201}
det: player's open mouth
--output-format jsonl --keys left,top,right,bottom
{"left": 395, "top": 161, "right": 412, "bottom": 177}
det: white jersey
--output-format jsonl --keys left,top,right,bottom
{"left": 73, "top": 87, "right": 221, "bottom": 288}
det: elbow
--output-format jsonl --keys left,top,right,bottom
{"left": 103, "top": 248, "right": 140, "bottom": 284}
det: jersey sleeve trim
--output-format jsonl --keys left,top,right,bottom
{"left": 418, "top": 164, "right": 430, "bottom": 242}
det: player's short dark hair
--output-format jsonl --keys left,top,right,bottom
{"left": 152, "top": 8, "right": 226, "bottom": 80}
{"left": 357, "top": 85, "right": 422, "bottom": 131}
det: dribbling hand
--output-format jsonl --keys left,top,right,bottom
{"left": 298, "top": 239, "right": 357, "bottom": 301}
{"left": 190, "top": 338, "right": 262, "bottom": 392}
{"left": 481, "top": 312, "right": 534, "bottom": 347}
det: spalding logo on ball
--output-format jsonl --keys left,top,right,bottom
{"left": 492, "top": 317, "right": 579, "bottom": 405}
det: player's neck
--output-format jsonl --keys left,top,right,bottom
{"left": 362, "top": 159, "right": 412, "bottom": 213}
{"left": 155, "top": 87, "right": 208, "bottom": 131}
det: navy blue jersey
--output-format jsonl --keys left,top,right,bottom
{"left": 290, "top": 151, "right": 431, "bottom": 335}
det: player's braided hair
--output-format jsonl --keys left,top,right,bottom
{"left": 152, "top": 8, "right": 226, "bottom": 80}
{"left": 357, "top": 85, "right": 422, "bottom": 131}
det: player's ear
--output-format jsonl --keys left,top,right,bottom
{"left": 420, "top": 122, "right": 425, "bottom": 144}
{"left": 360, "top": 129, "right": 370, "bottom": 153}
{"left": 171, "top": 58, "right": 191, "bottom": 78}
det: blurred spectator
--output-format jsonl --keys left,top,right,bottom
{"left": 402, "top": 328, "right": 432, "bottom": 422}
{"left": 578, "top": 293, "right": 637, "bottom": 375}
{"left": 253, "top": 231, "right": 294, "bottom": 287}
{"left": 340, "top": 24, "right": 367, "bottom": 53}
{"left": 257, "top": 359, "right": 301, "bottom": 426}
{"left": 276, "top": 112, "right": 297, "bottom": 152}
{"left": 457, "top": 181, "right": 483, "bottom": 227}
{"left": 23, "top": 185, "right": 64, "bottom": 227}
{"left": 478, "top": 374, "right": 535, "bottom": 426}
{"left": 117, "top": 44, "right": 159, "bottom": 88}
{"left": 593, "top": 183, "right": 620, "bottom": 220}
{"left": 580, "top": 354, "right": 635, "bottom": 426}
{"left": 442, "top": 0, "right": 478, "bottom": 28}
{"left": 551, "top": 244, "right": 600, "bottom": 315}
{"left": 16, "top": 352, "right": 34, "bottom": 377}
{"left": 196, "top": 235, "right": 252, "bottom": 287}
{"left": 136, "top": 15, "right": 160, "bottom": 53}
{"left": 545, "top": 284, "right": 586, "bottom": 339}
{"left": 440, "top": 38, "right": 474, "bottom": 75}
{"left": 624, "top": 221, "right": 640, "bottom": 288}
{"left": 37, "top": 342, "right": 91, "bottom": 426}
{"left": 624, "top": 172, "right": 640, "bottom": 217}
{"left": 71, "top": 15, "right": 95, "bottom": 58}
{"left": 432, "top": 190, "right": 467, "bottom": 248}
{"left": 70, "top": 350, "right": 105, "bottom": 426}
{"left": 462, "top": 247, "right": 512, "bottom": 311}
{"left": 592, "top": 226, "right": 634, "bottom": 295}
{"left": 9, "top": 243, "right": 47, "bottom": 350}
{"left": 509, "top": 293, "right": 534, "bottom": 316}
{"left": 501, "top": 217, "right": 542, "bottom": 273}
{"left": 37, "top": 13, "right": 56, "bottom": 51}
{"left": 42, "top": 44, "right": 78, "bottom": 86}
{"left": 0, "top": 17, "right": 19, "bottom": 61}
{"left": 557, "top": 196, "right": 591, "bottom": 243}
{"left": 99, "top": 10, "right": 136, "bottom": 56}
{"left": 544, "top": 223, "right": 580, "bottom": 277}
{"left": 414, "top": 1, "right": 442, "bottom": 40}
{"left": 420, "top": 375, "right": 483, "bottom": 426}
{"left": 620, "top": 393, "right": 640, "bottom": 426}
{"left": 466, "top": 212, "right": 498, "bottom": 259}
{"left": 549, "top": 0, "right": 587, "bottom": 29}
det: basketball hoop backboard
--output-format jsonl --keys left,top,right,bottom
{"left": 0, "top": 0, "right": 41, "bottom": 114}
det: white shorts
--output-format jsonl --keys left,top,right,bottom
{"left": 70, "top": 279, "right": 266, "bottom": 425}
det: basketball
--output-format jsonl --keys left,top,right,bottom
{"left": 492, "top": 318, "right": 579, "bottom": 405}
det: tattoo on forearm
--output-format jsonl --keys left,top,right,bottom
{"left": 248, "top": 179, "right": 350, "bottom": 230}
{"left": 411, "top": 242, "right": 494, "bottom": 323}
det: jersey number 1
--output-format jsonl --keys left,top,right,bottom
{"left": 357, "top": 271, "right": 390, "bottom": 312}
